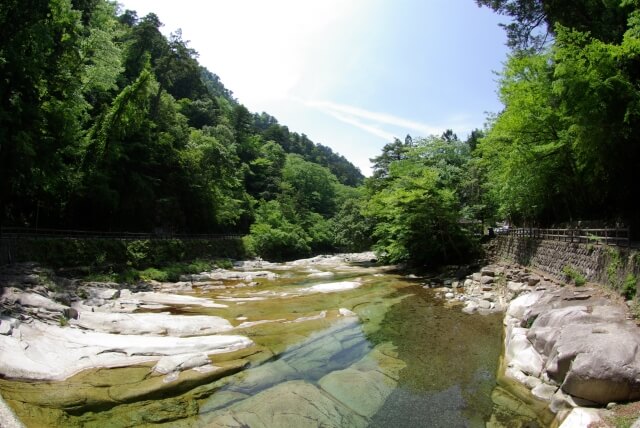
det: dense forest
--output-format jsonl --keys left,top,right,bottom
{"left": 0, "top": 0, "right": 365, "bottom": 258}
{"left": 1, "top": 0, "right": 639, "bottom": 266}
{"left": 476, "top": 0, "right": 640, "bottom": 233}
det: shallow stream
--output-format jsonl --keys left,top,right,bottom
{"left": 1, "top": 256, "right": 508, "bottom": 427}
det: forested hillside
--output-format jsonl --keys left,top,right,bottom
{"left": 0, "top": 0, "right": 362, "bottom": 244}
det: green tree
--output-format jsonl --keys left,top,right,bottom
{"left": 476, "top": 0, "right": 635, "bottom": 51}
{"left": 366, "top": 137, "right": 477, "bottom": 267}
{"left": 280, "top": 154, "right": 340, "bottom": 217}
{"left": 246, "top": 200, "right": 311, "bottom": 261}
{"left": 479, "top": 11, "right": 640, "bottom": 230}
{"left": 0, "top": 0, "right": 87, "bottom": 226}
{"left": 331, "top": 195, "right": 374, "bottom": 252}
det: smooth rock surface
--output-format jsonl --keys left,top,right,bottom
{"left": 558, "top": 408, "right": 602, "bottom": 428}
{"left": 306, "top": 281, "right": 361, "bottom": 293}
{"left": 202, "top": 380, "right": 368, "bottom": 427}
{"left": 0, "top": 319, "right": 253, "bottom": 380}
{"left": 115, "top": 290, "right": 228, "bottom": 309}
{"left": 71, "top": 311, "right": 233, "bottom": 336}
{"left": 1, "top": 288, "right": 67, "bottom": 312}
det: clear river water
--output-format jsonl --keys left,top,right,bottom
{"left": 1, "top": 255, "right": 511, "bottom": 427}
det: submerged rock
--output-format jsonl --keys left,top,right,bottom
{"left": 318, "top": 344, "right": 405, "bottom": 418}
{"left": 202, "top": 380, "right": 368, "bottom": 427}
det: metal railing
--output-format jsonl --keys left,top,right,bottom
{"left": 497, "top": 227, "right": 631, "bottom": 247}
{"left": 0, "top": 227, "right": 244, "bottom": 241}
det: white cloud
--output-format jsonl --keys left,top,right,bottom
{"left": 305, "top": 100, "right": 445, "bottom": 137}
{"left": 320, "top": 110, "right": 396, "bottom": 142}
{"left": 302, "top": 99, "right": 481, "bottom": 143}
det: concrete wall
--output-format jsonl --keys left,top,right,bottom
{"left": 493, "top": 235, "right": 639, "bottom": 293}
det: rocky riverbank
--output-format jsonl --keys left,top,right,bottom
{"left": 0, "top": 253, "right": 423, "bottom": 426}
{"left": 440, "top": 261, "right": 640, "bottom": 427}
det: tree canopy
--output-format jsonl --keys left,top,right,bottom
{"left": 0, "top": 0, "right": 363, "bottom": 242}
{"left": 478, "top": 0, "right": 640, "bottom": 235}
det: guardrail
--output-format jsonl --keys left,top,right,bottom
{"left": 0, "top": 227, "right": 244, "bottom": 241}
{"left": 496, "top": 227, "right": 631, "bottom": 247}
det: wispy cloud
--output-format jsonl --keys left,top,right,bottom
{"left": 321, "top": 109, "right": 396, "bottom": 141}
{"left": 303, "top": 99, "right": 449, "bottom": 141}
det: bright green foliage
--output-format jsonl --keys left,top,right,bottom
{"left": 281, "top": 154, "right": 339, "bottom": 217}
{"left": 331, "top": 193, "right": 374, "bottom": 253}
{"left": 624, "top": 274, "right": 638, "bottom": 300}
{"left": 476, "top": 0, "right": 636, "bottom": 51}
{"left": 0, "top": 0, "right": 86, "bottom": 225}
{"left": 366, "top": 136, "right": 479, "bottom": 267}
{"left": 245, "top": 201, "right": 312, "bottom": 261}
{"left": 480, "top": 2, "right": 640, "bottom": 236}
{"left": 244, "top": 154, "right": 356, "bottom": 260}
{"left": 562, "top": 265, "right": 586, "bottom": 286}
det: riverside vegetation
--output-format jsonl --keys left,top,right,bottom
{"left": 3, "top": 0, "right": 640, "bottom": 264}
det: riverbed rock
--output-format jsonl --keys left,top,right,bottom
{"left": 478, "top": 299, "right": 492, "bottom": 310}
{"left": 306, "top": 281, "right": 361, "bottom": 293}
{"left": 83, "top": 286, "right": 120, "bottom": 300}
{"left": 153, "top": 353, "right": 211, "bottom": 375}
{"left": 527, "top": 276, "right": 541, "bottom": 287}
{"left": 531, "top": 383, "right": 558, "bottom": 401}
{"left": 0, "top": 318, "right": 253, "bottom": 380}
{"left": 308, "top": 271, "right": 335, "bottom": 278}
{"left": 505, "top": 327, "right": 544, "bottom": 378}
{"left": 480, "top": 275, "right": 495, "bottom": 285}
{"left": 507, "top": 281, "right": 526, "bottom": 293}
{"left": 201, "top": 380, "right": 368, "bottom": 427}
{"left": 506, "top": 291, "right": 545, "bottom": 320}
{"left": 1, "top": 288, "right": 67, "bottom": 312}
{"left": 180, "top": 269, "right": 278, "bottom": 282}
{"left": 0, "top": 317, "right": 16, "bottom": 335}
{"left": 339, "top": 308, "right": 357, "bottom": 317}
{"left": 318, "top": 344, "right": 405, "bottom": 418}
{"left": 319, "top": 367, "right": 393, "bottom": 417}
{"left": 115, "top": 290, "right": 228, "bottom": 309}
{"left": 558, "top": 408, "right": 602, "bottom": 428}
{"left": 546, "top": 323, "right": 640, "bottom": 404}
{"left": 463, "top": 301, "right": 479, "bottom": 314}
{"left": 481, "top": 267, "right": 496, "bottom": 277}
{"left": 71, "top": 311, "right": 234, "bottom": 336}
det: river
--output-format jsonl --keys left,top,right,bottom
{"left": 1, "top": 254, "right": 508, "bottom": 427}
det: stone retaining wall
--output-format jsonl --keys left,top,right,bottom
{"left": 493, "top": 236, "right": 639, "bottom": 295}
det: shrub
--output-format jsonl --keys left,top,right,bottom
{"left": 562, "top": 265, "right": 586, "bottom": 286}
{"left": 623, "top": 274, "right": 638, "bottom": 300}
{"left": 247, "top": 222, "right": 311, "bottom": 261}
{"left": 138, "top": 267, "right": 169, "bottom": 282}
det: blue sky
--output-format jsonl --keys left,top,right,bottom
{"left": 119, "top": 0, "right": 510, "bottom": 175}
